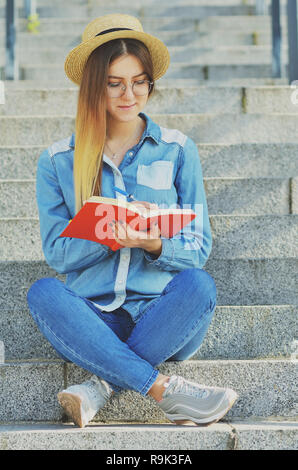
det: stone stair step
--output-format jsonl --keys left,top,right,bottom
{"left": 126, "top": 113, "right": 298, "bottom": 143}
{"left": 2, "top": 86, "right": 298, "bottom": 115}
{"left": 0, "top": 15, "right": 289, "bottom": 34}
{"left": 0, "top": 45, "right": 289, "bottom": 66}
{"left": 0, "top": 4, "right": 255, "bottom": 19}
{"left": 0, "top": 0, "right": 270, "bottom": 7}
{"left": 0, "top": 0, "right": 89, "bottom": 5}
{"left": 0, "top": 258, "right": 296, "bottom": 307}
{"left": 0, "top": 421, "right": 241, "bottom": 451}
{"left": 0, "top": 30, "right": 281, "bottom": 48}
{"left": 7, "top": 62, "right": 286, "bottom": 81}
{"left": 0, "top": 17, "right": 198, "bottom": 34}
{"left": 1, "top": 215, "right": 297, "bottom": 260}
{"left": 0, "top": 178, "right": 292, "bottom": 216}
{"left": 1, "top": 304, "right": 296, "bottom": 361}
{"left": 2, "top": 78, "right": 290, "bottom": 89}
{"left": 1, "top": 142, "right": 296, "bottom": 180}
{"left": 96, "top": 0, "right": 283, "bottom": 5}
{"left": 2, "top": 86, "right": 243, "bottom": 115}
{"left": 206, "top": 258, "right": 298, "bottom": 305}
{"left": 0, "top": 0, "right": 296, "bottom": 443}
{"left": 205, "top": 178, "right": 291, "bottom": 215}
{"left": 0, "top": 419, "right": 297, "bottom": 450}
{"left": 2, "top": 113, "right": 298, "bottom": 145}
{"left": 198, "top": 143, "right": 298, "bottom": 177}
{"left": 194, "top": 15, "right": 288, "bottom": 33}
{"left": 168, "top": 46, "right": 288, "bottom": 64}
{"left": 92, "top": 0, "right": 284, "bottom": 7}
{"left": 0, "top": 359, "right": 296, "bottom": 422}
{"left": 0, "top": 6, "right": 139, "bottom": 19}
{"left": 0, "top": 1, "right": 295, "bottom": 452}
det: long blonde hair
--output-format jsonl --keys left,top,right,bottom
{"left": 74, "top": 38, "right": 155, "bottom": 214}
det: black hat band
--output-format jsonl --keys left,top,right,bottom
{"left": 95, "top": 28, "right": 133, "bottom": 37}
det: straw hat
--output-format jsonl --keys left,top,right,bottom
{"left": 64, "top": 13, "right": 170, "bottom": 85}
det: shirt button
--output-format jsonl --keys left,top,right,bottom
{"left": 129, "top": 152, "right": 133, "bottom": 156}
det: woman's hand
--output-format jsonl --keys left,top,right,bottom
{"left": 129, "top": 200, "right": 159, "bottom": 214}
{"left": 111, "top": 201, "right": 162, "bottom": 255}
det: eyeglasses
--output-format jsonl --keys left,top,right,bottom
{"left": 107, "top": 79, "right": 153, "bottom": 98}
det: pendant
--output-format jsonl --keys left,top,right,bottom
{"left": 111, "top": 154, "right": 118, "bottom": 160}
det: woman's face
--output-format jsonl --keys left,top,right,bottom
{"left": 105, "top": 54, "right": 150, "bottom": 124}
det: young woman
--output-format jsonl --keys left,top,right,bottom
{"left": 26, "top": 14, "right": 238, "bottom": 428}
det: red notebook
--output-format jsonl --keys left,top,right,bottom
{"left": 59, "top": 196, "right": 196, "bottom": 251}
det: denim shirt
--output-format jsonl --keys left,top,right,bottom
{"left": 36, "top": 111, "right": 212, "bottom": 322}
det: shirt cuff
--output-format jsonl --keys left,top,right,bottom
{"left": 143, "top": 238, "right": 174, "bottom": 268}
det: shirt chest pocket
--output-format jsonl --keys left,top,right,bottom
{"left": 136, "top": 160, "right": 174, "bottom": 190}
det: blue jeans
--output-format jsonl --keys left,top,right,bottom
{"left": 26, "top": 268, "right": 216, "bottom": 396}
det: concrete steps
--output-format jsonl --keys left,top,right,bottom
{"left": 1, "top": 142, "right": 297, "bottom": 178}
{"left": 0, "top": 420, "right": 296, "bottom": 451}
{"left": 0, "top": 177, "right": 293, "bottom": 216}
{"left": 0, "top": 45, "right": 290, "bottom": 66}
{"left": 0, "top": 30, "right": 283, "bottom": 48}
{"left": 0, "top": 0, "right": 271, "bottom": 7}
{"left": 2, "top": 85, "right": 298, "bottom": 115}
{"left": 1, "top": 215, "right": 297, "bottom": 260}
{"left": 0, "top": 15, "right": 290, "bottom": 33}
{"left": 0, "top": 4, "right": 256, "bottom": 19}
{"left": 1, "top": 304, "right": 296, "bottom": 361}
{"left": 2, "top": 78, "right": 290, "bottom": 88}
{"left": 0, "top": 0, "right": 297, "bottom": 450}
{"left": 0, "top": 0, "right": 284, "bottom": 7}
{"left": 0, "top": 257, "right": 297, "bottom": 306}
{"left": 3, "top": 113, "right": 298, "bottom": 145}
{"left": 2, "top": 63, "right": 288, "bottom": 81}
{"left": 1, "top": 359, "right": 297, "bottom": 422}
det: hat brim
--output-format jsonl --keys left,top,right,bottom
{"left": 64, "top": 30, "right": 170, "bottom": 85}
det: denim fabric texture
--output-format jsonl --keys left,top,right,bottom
{"left": 34, "top": 111, "right": 213, "bottom": 322}
{"left": 27, "top": 268, "right": 216, "bottom": 395}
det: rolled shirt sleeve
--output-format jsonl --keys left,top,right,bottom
{"left": 36, "top": 149, "right": 111, "bottom": 274}
{"left": 144, "top": 137, "right": 212, "bottom": 271}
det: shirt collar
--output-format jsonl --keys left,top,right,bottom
{"left": 138, "top": 111, "right": 161, "bottom": 145}
{"left": 69, "top": 111, "right": 160, "bottom": 150}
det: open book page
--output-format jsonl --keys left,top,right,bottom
{"left": 60, "top": 197, "right": 197, "bottom": 251}
{"left": 86, "top": 196, "right": 195, "bottom": 219}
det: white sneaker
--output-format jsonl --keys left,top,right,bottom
{"left": 57, "top": 375, "right": 114, "bottom": 428}
{"left": 157, "top": 375, "right": 238, "bottom": 426}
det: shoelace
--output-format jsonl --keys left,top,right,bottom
{"left": 85, "top": 379, "right": 110, "bottom": 402}
{"left": 164, "top": 375, "right": 209, "bottom": 399}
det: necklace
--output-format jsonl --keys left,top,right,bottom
{"left": 105, "top": 123, "right": 141, "bottom": 161}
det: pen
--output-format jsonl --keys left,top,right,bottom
{"left": 113, "top": 186, "right": 136, "bottom": 201}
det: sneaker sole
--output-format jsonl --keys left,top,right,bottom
{"left": 57, "top": 391, "right": 84, "bottom": 428}
{"left": 167, "top": 389, "right": 239, "bottom": 426}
